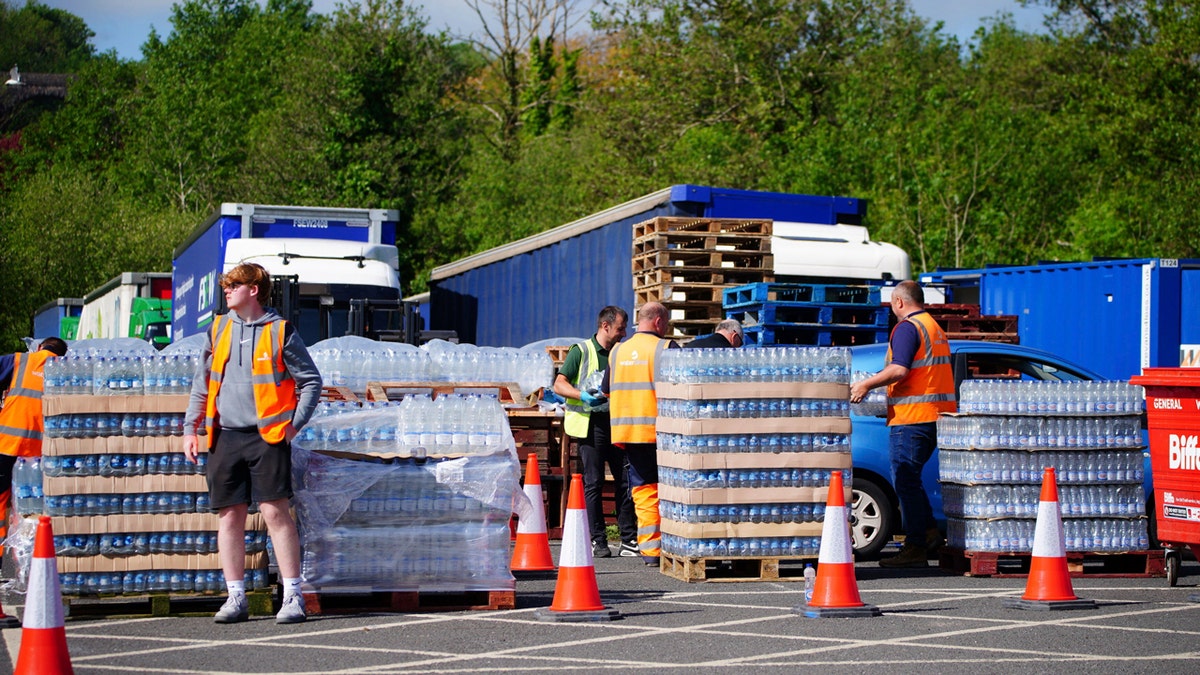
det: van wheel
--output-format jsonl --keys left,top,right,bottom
{"left": 850, "top": 478, "right": 894, "bottom": 559}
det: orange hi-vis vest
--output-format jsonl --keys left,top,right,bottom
{"left": 886, "top": 311, "right": 957, "bottom": 426}
{"left": 204, "top": 315, "right": 297, "bottom": 448}
{"left": 609, "top": 332, "right": 668, "bottom": 445}
{"left": 0, "top": 350, "right": 52, "bottom": 457}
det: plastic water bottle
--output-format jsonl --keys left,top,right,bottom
{"left": 803, "top": 563, "right": 816, "bottom": 602}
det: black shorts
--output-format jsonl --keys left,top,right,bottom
{"left": 206, "top": 428, "right": 293, "bottom": 509}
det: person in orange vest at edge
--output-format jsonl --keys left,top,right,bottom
{"left": 183, "top": 263, "right": 323, "bottom": 624}
{"left": 0, "top": 337, "right": 68, "bottom": 557}
{"left": 850, "top": 280, "right": 957, "bottom": 568}
{"left": 602, "top": 302, "right": 677, "bottom": 566}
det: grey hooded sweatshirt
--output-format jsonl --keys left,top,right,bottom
{"left": 184, "top": 308, "right": 322, "bottom": 436}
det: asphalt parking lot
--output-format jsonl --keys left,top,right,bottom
{"left": 4, "top": 549, "right": 1200, "bottom": 674}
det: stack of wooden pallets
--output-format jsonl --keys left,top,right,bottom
{"left": 922, "top": 304, "right": 1020, "bottom": 344}
{"left": 631, "top": 217, "right": 773, "bottom": 340}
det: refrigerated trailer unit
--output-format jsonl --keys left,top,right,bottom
{"left": 171, "top": 203, "right": 402, "bottom": 346}
{"left": 76, "top": 273, "right": 173, "bottom": 345}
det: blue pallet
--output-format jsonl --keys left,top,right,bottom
{"left": 724, "top": 283, "right": 881, "bottom": 309}
{"left": 743, "top": 324, "right": 888, "bottom": 347}
{"left": 727, "top": 303, "right": 889, "bottom": 328}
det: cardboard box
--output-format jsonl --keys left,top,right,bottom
{"left": 51, "top": 513, "right": 265, "bottom": 535}
{"left": 659, "top": 484, "right": 847, "bottom": 505}
{"left": 57, "top": 551, "right": 267, "bottom": 573}
{"left": 661, "top": 518, "right": 823, "bottom": 539}
{"left": 655, "top": 381, "right": 848, "bottom": 401}
{"left": 45, "top": 435, "right": 194, "bottom": 457}
{"left": 44, "top": 474, "right": 207, "bottom": 496}
{"left": 655, "top": 416, "right": 851, "bottom": 436}
{"left": 657, "top": 449, "right": 850, "bottom": 471}
{"left": 43, "top": 394, "right": 190, "bottom": 417}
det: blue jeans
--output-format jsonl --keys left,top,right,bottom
{"left": 889, "top": 422, "right": 938, "bottom": 545}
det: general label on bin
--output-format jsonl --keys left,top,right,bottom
{"left": 1155, "top": 488, "right": 1200, "bottom": 544}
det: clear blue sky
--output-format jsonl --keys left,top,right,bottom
{"left": 39, "top": 0, "right": 1048, "bottom": 62}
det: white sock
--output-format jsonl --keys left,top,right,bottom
{"left": 283, "top": 577, "right": 302, "bottom": 599}
{"left": 226, "top": 579, "right": 246, "bottom": 598}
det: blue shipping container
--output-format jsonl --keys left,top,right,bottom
{"left": 429, "top": 185, "right": 867, "bottom": 347}
{"left": 922, "top": 258, "right": 1200, "bottom": 380}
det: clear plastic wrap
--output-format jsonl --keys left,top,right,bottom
{"left": 292, "top": 395, "right": 529, "bottom": 591}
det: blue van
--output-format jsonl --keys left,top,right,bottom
{"left": 848, "top": 340, "right": 1154, "bottom": 558}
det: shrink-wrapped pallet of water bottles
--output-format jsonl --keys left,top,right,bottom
{"left": 307, "top": 336, "right": 554, "bottom": 398}
{"left": 291, "top": 395, "right": 528, "bottom": 591}
{"left": 7, "top": 339, "right": 271, "bottom": 596}
{"left": 654, "top": 347, "right": 853, "bottom": 560}
{"left": 938, "top": 379, "right": 1150, "bottom": 553}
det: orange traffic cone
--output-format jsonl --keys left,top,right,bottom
{"left": 1004, "top": 467, "right": 1097, "bottom": 611}
{"left": 15, "top": 515, "right": 73, "bottom": 674}
{"left": 793, "top": 470, "right": 881, "bottom": 618}
{"left": 533, "top": 473, "right": 621, "bottom": 622}
{"left": 511, "top": 454, "right": 556, "bottom": 572}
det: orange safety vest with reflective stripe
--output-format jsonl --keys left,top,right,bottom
{"left": 886, "top": 311, "right": 957, "bottom": 426}
{"left": 204, "top": 315, "right": 297, "bottom": 448}
{"left": 0, "top": 350, "right": 52, "bottom": 457}
{"left": 609, "top": 332, "right": 667, "bottom": 445}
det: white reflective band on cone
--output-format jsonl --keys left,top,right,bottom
{"left": 1031, "top": 500, "right": 1067, "bottom": 557}
{"left": 559, "top": 508, "right": 592, "bottom": 568}
{"left": 516, "top": 483, "right": 547, "bottom": 534}
{"left": 23, "top": 557, "right": 64, "bottom": 629}
{"left": 818, "top": 505, "right": 852, "bottom": 564}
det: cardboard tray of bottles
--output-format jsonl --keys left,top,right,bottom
{"left": 654, "top": 381, "right": 851, "bottom": 558}
{"left": 41, "top": 394, "right": 269, "bottom": 590}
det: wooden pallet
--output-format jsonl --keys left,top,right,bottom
{"left": 637, "top": 284, "right": 728, "bottom": 305}
{"left": 365, "top": 381, "right": 527, "bottom": 404}
{"left": 660, "top": 551, "right": 816, "bottom": 583}
{"left": 632, "top": 216, "right": 773, "bottom": 240}
{"left": 944, "top": 332, "right": 1019, "bottom": 344}
{"left": 938, "top": 316, "right": 1019, "bottom": 334}
{"left": 632, "top": 249, "right": 774, "bottom": 274}
{"left": 634, "top": 266, "right": 774, "bottom": 290}
{"left": 926, "top": 303, "right": 983, "bottom": 318}
{"left": 302, "top": 588, "right": 515, "bottom": 614}
{"left": 62, "top": 589, "right": 274, "bottom": 619}
{"left": 938, "top": 547, "right": 1165, "bottom": 578}
{"left": 633, "top": 232, "right": 772, "bottom": 257}
{"left": 543, "top": 345, "right": 572, "bottom": 368}
{"left": 321, "top": 386, "right": 361, "bottom": 403}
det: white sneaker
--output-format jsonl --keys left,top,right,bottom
{"left": 276, "top": 594, "right": 307, "bottom": 624}
{"left": 214, "top": 594, "right": 249, "bottom": 624}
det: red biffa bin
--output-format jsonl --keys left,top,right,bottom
{"left": 1130, "top": 368, "right": 1200, "bottom": 586}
